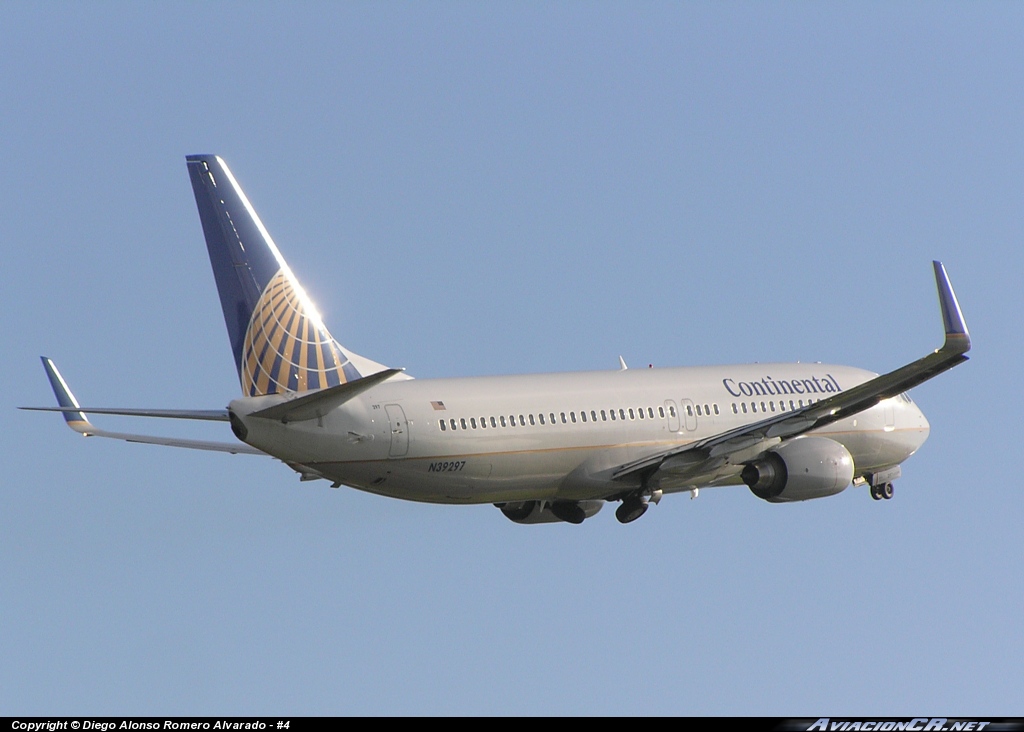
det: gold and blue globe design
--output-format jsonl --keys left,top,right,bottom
{"left": 241, "top": 271, "right": 359, "bottom": 396}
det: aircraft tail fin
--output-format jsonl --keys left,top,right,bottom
{"left": 186, "top": 155, "right": 393, "bottom": 396}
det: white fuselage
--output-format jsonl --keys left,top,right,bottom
{"left": 230, "top": 362, "right": 930, "bottom": 504}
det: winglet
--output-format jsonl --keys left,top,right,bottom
{"left": 40, "top": 357, "right": 95, "bottom": 435}
{"left": 933, "top": 261, "right": 971, "bottom": 355}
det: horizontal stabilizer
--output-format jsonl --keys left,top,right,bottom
{"left": 249, "top": 368, "right": 403, "bottom": 423}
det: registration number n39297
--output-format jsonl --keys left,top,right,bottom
{"left": 427, "top": 461, "right": 466, "bottom": 473}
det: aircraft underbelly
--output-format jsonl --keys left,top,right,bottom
{"left": 310, "top": 452, "right": 574, "bottom": 504}
{"left": 305, "top": 439, "right": 653, "bottom": 504}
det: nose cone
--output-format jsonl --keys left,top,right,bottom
{"left": 907, "top": 401, "right": 930, "bottom": 456}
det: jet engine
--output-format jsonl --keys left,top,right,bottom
{"left": 496, "top": 500, "right": 604, "bottom": 525}
{"left": 741, "top": 436, "right": 854, "bottom": 502}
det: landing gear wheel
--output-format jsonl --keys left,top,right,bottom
{"left": 870, "top": 485, "right": 883, "bottom": 500}
{"left": 550, "top": 501, "right": 586, "bottom": 524}
{"left": 881, "top": 482, "right": 894, "bottom": 500}
{"left": 498, "top": 501, "right": 536, "bottom": 522}
{"left": 616, "top": 498, "right": 648, "bottom": 524}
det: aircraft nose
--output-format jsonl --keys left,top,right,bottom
{"left": 908, "top": 401, "right": 930, "bottom": 454}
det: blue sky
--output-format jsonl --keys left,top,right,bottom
{"left": 2, "top": 2, "right": 1021, "bottom": 715}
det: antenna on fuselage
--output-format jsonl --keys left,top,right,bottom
{"left": 618, "top": 356, "right": 628, "bottom": 371}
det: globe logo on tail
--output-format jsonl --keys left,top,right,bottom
{"left": 240, "top": 270, "right": 359, "bottom": 396}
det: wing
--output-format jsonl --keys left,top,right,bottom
{"left": 21, "top": 358, "right": 266, "bottom": 455}
{"left": 612, "top": 261, "right": 970, "bottom": 487}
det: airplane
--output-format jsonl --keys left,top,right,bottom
{"left": 23, "top": 155, "right": 971, "bottom": 525}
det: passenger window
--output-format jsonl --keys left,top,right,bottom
{"left": 648, "top": 407, "right": 655, "bottom": 419}
{"left": 669, "top": 405, "right": 676, "bottom": 417}
{"left": 450, "top": 418, "right": 457, "bottom": 430}
{"left": 619, "top": 409, "right": 626, "bottom": 420}
{"left": 550, "top": 413, "right": 556, "bottom": 424}
{"left": 696, "top": 404, "right": 702, "bottom": 416}
{"left": 713, "top": 404, "right": 720, "bottom": 415}
{"left": 561, "top": 412, "right": 567, "bottom": 424}
{"left": 490, "top": 416, "right": 497, "bottom": 427}
{"left": 500, "top": 415, "right": 507, "bottom": 427}
{"left": 519, "top": 415, "right": 526, "bottom": 426}
{"left": 790, "top": 400, "right": 796, "bottom": 410}
{"left": 741, "top": 403, "right": 747, "bottom": 414}
{"left": 732, "top": 403, "right": 738, "bottom": 414}
{"left": 601, "top": 410, "right": 608, "bottom": 421}
{"left": 751, "top": 403, "right": 757, "bottom": 413}
{"left": 570, "top": 412, "right": 577, "bottom": 423}
{"left": 529, "top": 414, "right": 536, "bottom": 425}
{"left": 769, "top": 402, "right": 776, "bottom": 412}
{"left": 471, "top": 418, "right": 478, "bottom": 429}
{"left": 629, "top": 408, "right": 635, "bottom": 420}
{"left": 638, "top": 408, "right": 644, "bottom": 420}
{"left": 581, "top": 411, "right": 588, "bottom": 423}
{"left": 761, "top": 402, "right": 767, "bottom": 412}
{"left": 686, "top": 405, "right": 693, "bottom": 417}
{"left": 703, "top": 404, "right": 710, "bottom": 416}
{"left": 539, "top": 413, "right": 545, "bottom": 425}
{"left": 591, "top": 410, "right": 598, "bottom": 422}
{"left": 610, "top": 409, "right": 617, "bottom": 421}
{"left": 461, "top": 418, "right": 468, "bottom": 429}
{"left": 658, "top": 406, "right": 665, "bottom": 418}
{"left": 439, "top": 420, "right": 446, "bottom": 431}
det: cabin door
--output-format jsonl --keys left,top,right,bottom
{"left": 665, "top": 400, "right": 680, "bottom": 432}
{"left": 680, "top": 398, "right": 698, "bottom": 431}
{"left": 385, "top": 404, "right": 409, "bottom": 457}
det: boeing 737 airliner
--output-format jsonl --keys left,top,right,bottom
{"left": 24, "top": 155, "right": 971, "bottom": 525}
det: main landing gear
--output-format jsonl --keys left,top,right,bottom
{"left": 870, "top": 482, "right": 895, "bottom": 500}
{"left": 615, "top": 497, "right": 648, "bottom": 524}
{"left": 615, "top": 488, "right": 663, "bottom": 524}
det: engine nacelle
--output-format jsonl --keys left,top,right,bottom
{"left": 496, "top": 500, "right": 604, "bottom": 524}
{"left": 741, "top": 436, "right": 854, "bottom": 503}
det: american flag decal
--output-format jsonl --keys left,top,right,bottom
{"left": 430, "top": 401, "right": 446, "bottom": 411}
